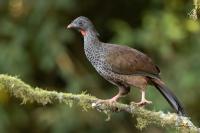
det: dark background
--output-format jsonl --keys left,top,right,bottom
{"left": 0, "top": 0, "right": 199, "bottom": 132}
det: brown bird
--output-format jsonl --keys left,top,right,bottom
{"left": 67, "top": 16, "right": 185, "bottom": 115}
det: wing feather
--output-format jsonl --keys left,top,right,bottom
{"left": 104, "top": 44, "right": 160, "bottom": 77}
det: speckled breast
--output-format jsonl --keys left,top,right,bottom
{"left": 84, "top": 45, "right": 127, "bottom": 85}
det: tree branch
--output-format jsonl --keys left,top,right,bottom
{"left": 0, "top": 74, "right": 199, "bottom": 132}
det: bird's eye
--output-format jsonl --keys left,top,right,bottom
{"left": 78, "top": 22, "right": 83, "bottom": 26}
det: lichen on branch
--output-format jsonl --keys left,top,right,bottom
{"left": 189, "top": 0, "right": 200, "bottom": 20}
{"left": 0, "top": 74, "right": 199, "bottom": 132}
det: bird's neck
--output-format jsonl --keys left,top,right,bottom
{"left": 83, "top": 29, "right": 104, "bottom": 64}
{"left": 83, "top": 29, "right": 101, "bottom": 49}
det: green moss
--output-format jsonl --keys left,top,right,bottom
{"left": 136, "top": 117, "right": 148, "bottom": 130}
{"left": 64, "top": 99, "right": 74, "bottom": 108}
{"left": 103, "top": 110, "right": 111, "bottom": 122}
{"left": 79, "top": 98, "right": 91, "bottom": 111}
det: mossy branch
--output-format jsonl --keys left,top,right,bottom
{"left": 0, "top": 74, "right": 199, "bottom": 132}
{"left": 189, "top": 0, "right": 200, "bottom": 20}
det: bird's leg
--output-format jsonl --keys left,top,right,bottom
{"left": 135, "top": 89, "right": 152, "bottom": 106}
{"left": 96, "top": 87, "right": 130, "bottom": 105}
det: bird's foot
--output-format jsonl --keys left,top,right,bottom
{"left": 94, "top": 94, "right": 120, "bottom": 106}
{"left": 95, "top": 98, "right": 117, "bottom": 106}
{"left": 92, "top": 97, "right": 119, "bottom": 112}
{"left": 131, "top": 99, "right": 152, "bottom": 106}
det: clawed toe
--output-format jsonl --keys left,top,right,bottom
{"left": 96, "top": 99, "right": 117, "bottom": 106}
{"left": 94, "top": 94, "right": 120, "bottom": 106}
{"left": 132, "top": 99, "right": 152, "bottom": 106}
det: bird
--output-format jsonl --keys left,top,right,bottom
{"left": 67, "top": 16, "right": 185, "bottom": 115}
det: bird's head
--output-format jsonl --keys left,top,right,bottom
{"left": 67, "top": 16, "right": 99, "bottom": 36}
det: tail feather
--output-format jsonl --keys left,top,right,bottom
{"left": 150, "top": 78, "right": 185, "bottom": 116}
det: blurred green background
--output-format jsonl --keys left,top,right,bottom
{"left": 0, "top": 0, "right": 200, "bottom": 132}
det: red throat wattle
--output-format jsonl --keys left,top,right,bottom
{"left": 80, "top": 30, "right": 86, "bottom": 36}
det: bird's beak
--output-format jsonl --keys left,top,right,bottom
{"left": 67, "top": 23, "right": 75, "bottom": 29}
{"left": 67, "top": 24, "right": 72, "bottom": 29}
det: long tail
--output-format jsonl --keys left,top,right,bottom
{"left": 150, "top": 78, "right": 185, "bottom": 116}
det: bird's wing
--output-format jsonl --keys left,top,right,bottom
{"left": 104, "top": 44, "right": 160, "bottom": 78}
